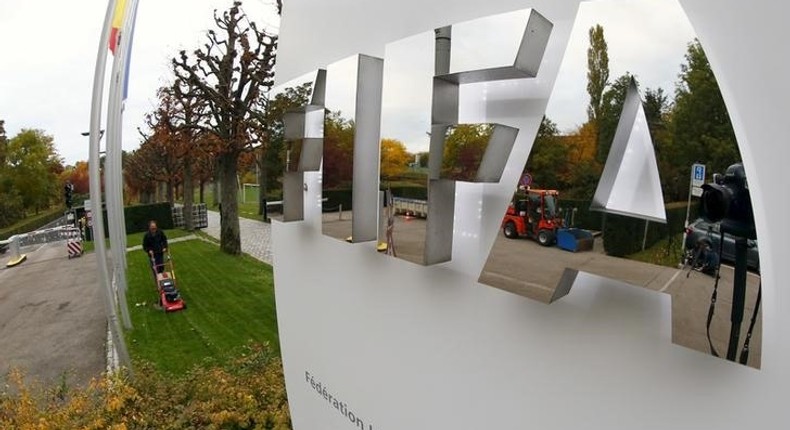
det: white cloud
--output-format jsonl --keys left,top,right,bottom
{"left": 546, "top": 0, "right": 696, "bottom": 132}
{"left": 0, "top": 0, "right": 278, "bottom": 164}
{"left": 0, "top": 0, "right": 696, "bottom": 164}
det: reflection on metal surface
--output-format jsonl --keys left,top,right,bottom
{"left": 438, "top": 124, "right": 519, "bottom": 182}
{"left": 445, "top": 9, "right": 553, "bottom": 84}
{"left": 322, "top": 54, "right": 384, "bottom": 243}
{"left": 591, "top": 78, "right": 667, "bottom": 223}
{"left": 277, "top": 70, "right": 326, "bottom": 222}
{"left": 424, "top": 9, "right": 553, "bottom": 265}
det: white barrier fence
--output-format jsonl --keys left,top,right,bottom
{"left": 392, "top": 197, "right": 428, "bottom": 218}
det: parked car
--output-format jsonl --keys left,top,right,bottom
{"left": 684, "top": 218, "right": 760, "bottom": 271}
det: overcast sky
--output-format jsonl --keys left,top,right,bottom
{"left": 0, "top": 0, "right": 694, "bottom": 164}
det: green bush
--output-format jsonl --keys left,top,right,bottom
{"left": 322, "top": 189, "right": 353, "bottom": 212}
{"left": 124, "top": 202, "right": 174, "bottom": 233}
{"left": 0, "top": 344, "right": 291, "bottom": 430}
{"left": 79, "top": 202, "right": 174, "bottom": 240}
{"left": 322, "top": 185, "right": 429, "bottom": 212}
{"left": 0, "top": 191, "right": 24, "bottom": 229}
{"left": 0, "top": 207, "right": 64, "bottom": 240}
{"left": 603, "top": 202, "right": 698, "bottom": 257}
{"left": 390, "top": 185, "right": 427, "bottom": 200}
{"left": 558, "top": 198, "right": 603, "bottom": 231}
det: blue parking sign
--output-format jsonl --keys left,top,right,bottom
{"left": 691, "top": 164, "right": 706, "bottom": 192}
{"left": 694, "top": 165, "right": 704, "bottom": 181}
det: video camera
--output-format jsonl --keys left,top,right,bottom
{"left": 700, "top": 162, "right": 756, "bottom": 240}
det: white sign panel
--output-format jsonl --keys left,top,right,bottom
{"left": 691, "top": 163, "right": 706, "bottom": 197}
{"left": 275, "top": 0, "right": 790, "bottom": 429}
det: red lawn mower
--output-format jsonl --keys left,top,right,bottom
{"left": 150, "top": 252, "right": 186, "bottom": 313}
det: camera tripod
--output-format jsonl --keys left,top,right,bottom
{"left": 705, "top": 233, "right": 761, "bottom": 364}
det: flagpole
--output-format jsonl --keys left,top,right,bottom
{"left": 107, "top": 0, "right": 139, "bottom": 330}
{"left": 89, "top": 0, "right": 131, "bottom": 368}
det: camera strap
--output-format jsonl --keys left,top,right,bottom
{"left": 739, "top": 282, "right": 762, "bottom": 365}
{"left": 705, "top": 231, "right": 727, "bottom": 358}
{"left": 705, "top": 283, "right": 720, "bottom": 357}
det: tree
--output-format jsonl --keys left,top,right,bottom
{"left": 643, "top": 87, "right": 684, "bottom": 201}
{"left": 322, "top": 111, "right": 355, "bottom": 188}
{"left": 417, "top": 152, "right": 429, "bottom": 168}
{"left": 565, "top": 121, "right": 602, "bottom": 197}
{"left": 61, "top": 161, "right": 90, "bottom": 194}
{"left": 441, "top": 124, "right": 492, "bottom": 181}
{"left": 5, "top": 129, "right": 63, "bottom": 213}
{"left": 255, "top": 82, "right": 312, "bottom": 212}
{"left": 168, "top": 79, "right": 209, "bottom": 231}
{"left": 525, "top": 117, "right": 570, "bottom": 191}
{"left": 139, "top": 93, "right": 183, "bottom": 206}
{"left": 596, "top": 73, "right": 636, "bottom": 164}
{"left": 672, "top": 40, "right": 740, "bottom": 185}
{"left": 0, "top": 119, "right": 25, "bottom": 228}
{"left": 0, "top": 120, "right": 7, "bottom": 167}
{"left": 173, "top": 1, "right": 277, "bottom": 254}
{"left": 380, "top": 138, "right": 410, "bottom": 179}
{"left": 586, "top": 25, "right": 610, "bottom": 124}
{"left": 125, "top": 144, "right": 161, "bottom": 204}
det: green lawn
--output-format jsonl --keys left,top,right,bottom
{"left": 125, "top": 238, "right": 279, "bottom": 374}
{"left": 195, "top": 186, "right": 270, "bottom": 221}
{"left": 83, "top": 229, "right": 192, "bottom": 253}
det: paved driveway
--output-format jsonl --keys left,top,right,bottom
{"left": 322, "top": 213, "right": 762, "bottom": 368}
{"left": 0, "top": 243, "right": 106, "bottom": 386}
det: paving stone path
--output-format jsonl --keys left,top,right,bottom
{"left": 204, "top": 211, "right": 273, "bottom": 264}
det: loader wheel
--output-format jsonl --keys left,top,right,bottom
{"left": 537, "top": 230, "right": 554, "bottom": 246}
{"left": 503, "top": 222, "right": 519, "bottom": 239}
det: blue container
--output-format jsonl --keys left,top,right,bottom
{"left": 557, "top": 228, "right": 594, "bottom": 252}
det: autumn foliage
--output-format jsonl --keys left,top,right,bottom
{"left": 380, "top": 138, "right": 411, "bottom": 179}
{"left": 60, "top": 161, "right": 90, "bottom": 195}
{"left": 0, "top": 344, "right": 290, "bottom": 430}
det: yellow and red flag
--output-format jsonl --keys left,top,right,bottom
{"left": 108, "top": 0, "right": 128, "bottom": 55}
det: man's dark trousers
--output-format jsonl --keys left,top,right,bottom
{"left": 152, "top": 252, "right": 164, "bottom": 274}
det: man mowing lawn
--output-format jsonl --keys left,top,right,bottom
{"left": 143, "top": 220, "right": 168, "bottom": 274}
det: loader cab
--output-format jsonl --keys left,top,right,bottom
{"left": 503, "top": 189, "right": 562, "bottom": 246}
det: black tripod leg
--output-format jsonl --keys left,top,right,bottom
{"left": 726, "top": 237, "right": 749, "bottom": 362}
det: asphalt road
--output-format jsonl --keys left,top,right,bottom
{"left": 0, "top": 242, "right": 106, "bottom": 387}
{"left": 323, "top": 212, "right": 762, "bottom": 368}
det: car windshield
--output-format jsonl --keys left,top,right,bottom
{"left": 544, "top": 195, "right": 556, "bottom": 218}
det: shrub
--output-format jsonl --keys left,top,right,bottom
{"left": 124, "top": 202, "right": 174, "bottom": 234}
{"left": 390, "top": 185, "right": 427, "bottom": 200}
{"left": 0, "top": 190, "right": 24, "bottom": 229}
{"left": 603, "top": 202, "right": 698, "bottom": 257}
{"left": 0, "top": 344, "right": 291, "bottom": 430}
{"left": 321, "top": 185, "right": 429, "bottom": 212}
{"left": 79, "top": 203, "right": 175, "bottom": 240}
{"left": 557, "top": 198, "right": 603, "bottom": 231}
{"left": 322, "top": 189, "right": 352, "bottom": 212}
{"left": 0, "top": 207, "right": 64, "bottom": 240}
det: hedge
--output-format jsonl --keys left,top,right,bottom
{"left": 557, "top": 198, "right": 603, "bottom": 231}
{"left": 79, "top": 202, "right": 174, "bottom": 240}
{"left": 322, "top": 189, "right": 352, "bottom": 212}
{"left": 124, "top": 202, "right": 174, "bottom": 233}
{"left": 0, "top": 208, "right": 65, "bottom": 240}
{"left": 322, "top": 185, "right": 428, "bottom": 212}
{"left": 603, "top": 202, "right": 699, "bottom": 257}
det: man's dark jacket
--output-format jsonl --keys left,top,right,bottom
{"left": 143, "top": 230, "right": 169, "bottom": 254}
